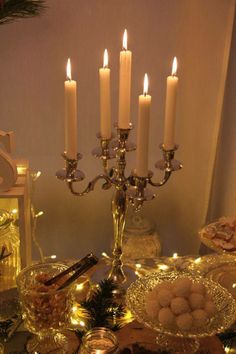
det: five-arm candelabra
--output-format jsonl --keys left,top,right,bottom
{"left": 56, "top": 125, "right": 182, "bottom": 286}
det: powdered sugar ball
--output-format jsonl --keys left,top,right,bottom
{"left": 157, "top": 289, "right": 174, "bottom": 307}
{"left": 173, "top": 277, "right": 192, "bottom": 297}
{"left": 176, "top": 313, "right": 193, "bottom": 331}
{"left": 146, "top": 289, "right": 157, "bottom": 303}
{"left": 158, "top": 307, "right": 175, "bottom": 328}
{"left": 191, "top": 282, "right": 206, "bottom": 295}
{"left": 204, "top": 300, "right": 216, "bottom": 316}
{"left": 192, "top": 309, "right": 208, "bottom": 328}
{"left": 170, "top": 297, "right": 190, "bottom": 315}
{"left": 189, "top": 293, "right": 205, "bottom": 310}
{"left": 155, "top": 281, "right": 173, "bottom": 292}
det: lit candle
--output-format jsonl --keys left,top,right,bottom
{"left": 163, "top": 57, "right": 179, "bottom": 150}
{"left": 99, "top": 49, "right": 111, "bottom": 139}
{"left": 64, "top": 58, "right": 77, "bottom": 160}
{"left": 136, "top": 74, "right": 151, "bottom": 177}
{"left": 118, "top": 29, "right": 132, "bottom": 129}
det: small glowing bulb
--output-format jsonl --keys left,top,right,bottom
{"left": 76, "top": 283, "right": 84, "bottom": 291}
{"left": 11, "top": 209, "right": 18, "bottom": 214}
{"left": 194, "top": 257, "right": 202, "bottom": 264}
{"left": 66, "top": 58, "right": 72, "bottom": 80}
{"left": 158, "top": 264, "right": 169, "bottom": 271}
{"left": 72, "top": 306, "right": 78, "bottom": 313}
{"left": 232, "top": 283, "right": 236, "bottom": 289}
{"left": 101, "top": 252, "right": 110, "bottom": 259}
{"left": 36, "top": 171, "right": 41, "bottom": 179}
{"left": 173, "top": 252, "right": 178, "bottom": 259}
{"left": 123, "top": 29, "right": 128, "bottom": 50}
{"left": 71, "top": 318, "right": 79, "bottom": 325}
{"left": 79, "top": 320, "right": 85, "bottom": 327}
{"left": 172, "top": 56, "right": 178, "bottom": 76}
{"left": 135, "top": 263, "right": 142, "bottom": 269}
{"left": 50, "top": 255, "right": 57, "bottom": 259}
{"left": 36, "top": 211, "right": 44, "bottom": 218}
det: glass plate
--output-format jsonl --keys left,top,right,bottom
{"left": 126, "top": 271, "right": 236, "bottom": 339}
{"left": 188, "top": 253, "right": 236, "bottom": 300}
{"left": 199, "top": 222, "right": 236, "bottom": 253}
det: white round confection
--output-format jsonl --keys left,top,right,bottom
{"left": 192, "top": 309, "right": 208, "bottom": 328}
{"left": 176, "top": 313, "right": 193, "bottom": 331}
{"left": 157, "top": 289, "right": 174, "bottom": 307}
{"left": 170, "top": 296, "right": 190, "bottom": 315}
{"left": 158, "top": 307, "right": 175, "bottom": 328}
{"left": 145, "top": 299, "right": 161, "bottom": 319}
{"left": 155, "top": 281, "right": 173, "bottom": 292}
{"left": 204, "top": 300, "right": 216, "bottom": 316}
{"left": 173, "top": 277, "right": 192, "bottom": 297}
{"left": 189, "top": 293, "right": 205, "bottom": 310}
{"left": 146, "top": 289, "right": 157, "bottom": 303}
{"left": 191, "top": 282, "right": 206, "bottom": 295}
{"left": 148, "top": 286, "right": 159, "bottom": 298}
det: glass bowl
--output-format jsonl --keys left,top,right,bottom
{"left": 17, "top": 262, "right": 79, "bottom": 353}
{"left": 126, "top": 271, "right": 236, "bottom": 353}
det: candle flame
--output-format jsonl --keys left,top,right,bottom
{"left": 172, "top": 57, "right": 178, "bottom": 76}
{"left": 123, "top": 29, "right": 128, "bottom": 50}
{"left": 66, "top": 58, "right": 72, "bottom": 80}
{"left": 143, "top": 73, "right": 149, "bottom": 95}
{"left": 103, "top": 49, "right": 109, "bottom": 68}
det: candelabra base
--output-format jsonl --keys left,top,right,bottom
{"left": 90, "top": 260, "right": 139, "bottom": 298}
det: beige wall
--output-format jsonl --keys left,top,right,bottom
{"left": 0, "top": 0, "right": 234, "bottom": 259}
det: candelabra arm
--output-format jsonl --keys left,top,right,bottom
{"left": 150, "top": 144, "right": 182, "bottom": 187}
{"left": 148, "top": 170, "right": 172, "bottom": 187}
{"left": 67, "top": 174, "right": 112, "bottom": 197}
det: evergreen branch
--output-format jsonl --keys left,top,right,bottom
{"left": 77, "top": 279, "right": 126, "bottom": 336}
{"left": 0, "top": 0, "right": 46, "bottom": 25}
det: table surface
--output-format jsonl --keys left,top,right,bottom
{"left": 1, "top": 255, "right": 235, "bottom": 353}
{"left": 2, "top": 321, "right": 226, "bottom": 354}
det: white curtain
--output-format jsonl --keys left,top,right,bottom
{"left": 0, "top": 0, "right": 235, "bottom": 259}
{"left": 207, "top": 11, "right": 236, "bottom": 224}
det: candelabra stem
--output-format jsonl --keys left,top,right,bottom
{"left": 108, "top": 186, "right": 127, "bottom": 284}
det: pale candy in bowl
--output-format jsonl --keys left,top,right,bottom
{"left": 126, "top": 272, "right": 236, "bottom": 338}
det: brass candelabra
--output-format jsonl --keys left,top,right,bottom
{"left": 56, "top": 125, "right": 182, "bottom": 286}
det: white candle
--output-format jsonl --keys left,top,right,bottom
{"left": 118, "top": 29, "right": 132, "bottom": 129}
{"left": 163, "top": 57, "right": 179, "bottom": 150}
{"left": 64, "top": 58, "right": 77, "bottom": 159}
{"left": 99, "top": 49, "right": 111, "bottom": 139}
{"left": 136, "top": 74, "right": 151, "bottom": 177}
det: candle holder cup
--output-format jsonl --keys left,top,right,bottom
{"left": 57, "top": 126, "right": 182, "bottom": 294}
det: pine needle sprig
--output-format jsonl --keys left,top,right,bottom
{"left": 0, "top": 0, "right": 46, "bottom": 25}
{"left": 77, "top": 279, "right": 126, "bottom": 336}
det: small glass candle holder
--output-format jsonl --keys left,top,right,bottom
{"left": 80, "top": 327, "right": 119, "bottom": 353}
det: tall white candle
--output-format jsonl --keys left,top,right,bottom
{"left": 118, "top": 29, "right": 132, "bottom": 129}
{"left": 99, "top": 49, "right": 111, "bottom": 139}
{"left": 163, "top": 57, "right": 179, "bottom": 150}
{"left": 64, "top": 58, "right": 77, "bottom": 159}
{"left": 136, "top": 74, "right": 151, "bottom": 177}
